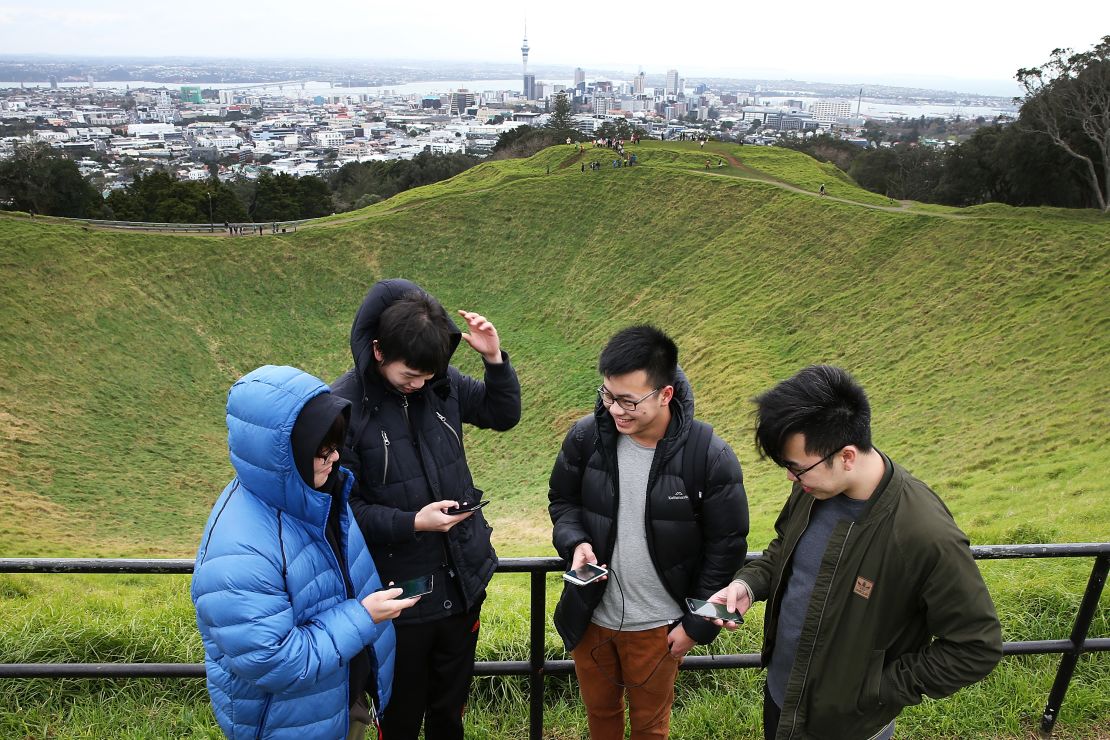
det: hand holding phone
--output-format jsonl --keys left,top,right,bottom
{"left": 563, "top": 563, "right": 609, "bottom": 586}
{"left": 376, "top": 574, "right": 434, "bottom": 599}
{"left": 686, "top": 597, "right": 743, "bottom": 623}
{"left": 362, "top": 585, "right": 422, "bottom": 623}
{"left": 444, "top": 499, "right": 489, "bottom": 515}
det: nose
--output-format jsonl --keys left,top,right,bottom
{"left": 786, "top": 469, "right": 799, "bottom": 482}
{"left": 410, "top": 377, "right": 426, "bottom": 390}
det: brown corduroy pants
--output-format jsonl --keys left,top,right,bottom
{"left": 571, "top": 623, "right": 681, "bottom": 739}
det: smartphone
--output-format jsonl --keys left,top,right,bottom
{"left": 686, "top": 597, "right": 743, "bottom": 623}
{"left": 378, "top": 574, "right": 434, "bottom": 599}
{"left": 444, "top": 499, "right": 489, "bottom": 515}
{"left": 563, "top": 563, "right": 609, "bottom": 586}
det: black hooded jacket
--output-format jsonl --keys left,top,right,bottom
{"left": 332, "top": 279, "right": 521, "bottom": 624}
{"left": 548, "top": 372, "right": 749, "bottom": 650}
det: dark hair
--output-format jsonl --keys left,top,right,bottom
{"left": 597, "top": 325, "right": 678, "bottom": 389}
{"left": 317, "top": 410, "right": 348, "bottom": 458}
{"left": 753, "top": 365, "right": 872, "bottom": 467}
{"left": 376, "top": 291, "right": 454, "bottom": 374}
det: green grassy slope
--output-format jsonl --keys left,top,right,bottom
{"left": 0, "top": 142, "right": 1107, "bottom": 737}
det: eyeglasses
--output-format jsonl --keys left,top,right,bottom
{"left": 316, "top": 445, "right": 339, "bottom": 462}
{"left": 597, "top": 386, "right": 660, "bottom": 412}
{"left": 784, "top": 449, "right": 840, "bottom": 478}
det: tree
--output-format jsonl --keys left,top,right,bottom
{"left": 546, "top": 92, "right": 575, "bottom": 134}
{"left": 1016, "top": 36, "right": 1110, "bottom": 211}
{"left": 862, "top": 121, "right": 886, "bottom": 148}
{"left": 296, "top": 176, "right": 333, "bottom": 218}
{"left": 251, "top": 173, "right": 301, "bottom": 221}
{"left": 105, "top": 171, "right": 247, "bottom": 223}
{"left": 0, "top": 142, "right": 104, "bottom": 217}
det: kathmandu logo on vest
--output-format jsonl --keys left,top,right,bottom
{"left": 668, "top": 491, "right": 689, "bottom": 501}
{"left": 853, "top": 576, "right": 875, "bottom": 599}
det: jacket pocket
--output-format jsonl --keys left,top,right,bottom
{"left": 857, "top": 649, "right": 885, "bottom": 713}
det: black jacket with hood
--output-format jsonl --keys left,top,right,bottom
{"left": 332, "top": 279, "right": 522, "bottom": 624}
{"left": 548, "top": 372, "right": 748, "bottom": 650}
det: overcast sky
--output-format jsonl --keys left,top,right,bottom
{"left": 2, "top": 0, "right": 1107, "bottom": 96}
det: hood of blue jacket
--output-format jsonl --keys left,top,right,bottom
{"left": 226, "top": 365, "right": 339, "bottom": 527}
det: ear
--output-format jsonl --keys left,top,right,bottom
{"left": 840, "top": 446, "right": 858, "bottom": 471}
{"left": 372, "top": 340, "right": 383, "bottom": 363}
{"left": 659, "top": 384, "right": 675, "bottom": 405}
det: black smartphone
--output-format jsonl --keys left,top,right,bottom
{"left": 685, "top": 597, "right": 743, "bottom": 623}
{"left": 378, "top": 574, "right": 434, "bottom": 599}
{"left": 444, "top": 499, "right": 489, "bottom": 515}
{"left": 563, "top": 563, "right": 609, "bottom": 586}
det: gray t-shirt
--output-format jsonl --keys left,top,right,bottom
{"left": 592, "top": 434, "right": 684, "bottom": 631}
{"left": 767, "top": 494, "right": 869, "bottom": 708}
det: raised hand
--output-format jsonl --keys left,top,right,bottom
{"left": 458, "top": 310, "right": 502, "bottom": 363}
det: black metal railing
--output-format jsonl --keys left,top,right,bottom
{"left": 1, "top": 543, "right": 1106, "bottom": 739}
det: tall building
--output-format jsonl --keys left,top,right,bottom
{"left": 574, "top": 67, "right": 585, "bottom": 92}
{"left": 449, "top": 89, "right": 476, "bottom": 116}
{"left": 634, "top": 71, "right": 645, "bottom": 96}
{"left": 521, "top": 24, "right": 530, "bottom": 97}
{"left": 665, "top": 69, "right": 679, "bottom": 95}
{"left": 811, "top": 100, "right": 852, "bottom": 123}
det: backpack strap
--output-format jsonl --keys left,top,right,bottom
{"left": 681, "top": 419, "right": 714, "bottom": 522}
{"left": 574, "top": 416, "right": 598, "bottom": 480}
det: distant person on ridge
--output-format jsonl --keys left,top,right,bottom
{"left": 709, "top": 365, "right": 1002, "bottom": 740}
{"left": 192, "top": 365, "right": 417, "bottom": 739}
{"left": 549, "top": 325, "right": 748, "bottom": 739}
{"left": 332, "top": 279, "right": 522, "bottom": 739}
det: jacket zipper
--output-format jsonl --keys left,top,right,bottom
{"left": 785, "top": 521, "right": 854, "bottom": 740}
{"left": 435, "top": 411, "right": 461, "bottom": 449}
{"left": 380, "top": 430, "right": 390, "bottom": 485}
{"left": 400, "top": 393, "right": 411, "bottom": 432}
{"left": 767, "top": 497, "right": 815, "bottom": 633}
{"left": 255, "top": 694, "right": 274, "bottom": 740}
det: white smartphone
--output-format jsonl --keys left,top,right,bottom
{"left": 563, "top": 563, "right": 609, "bottom": 586}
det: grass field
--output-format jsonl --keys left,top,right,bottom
{"left": 0, "top": 141, "right": 1107, "bottom": 737}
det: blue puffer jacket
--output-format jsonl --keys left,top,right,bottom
{"left": 192, "top": 365, "right": 397, "bottom": 740}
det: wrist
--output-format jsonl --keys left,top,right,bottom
{"left": 482, "top": 350, "right": 503, "bottom": 364}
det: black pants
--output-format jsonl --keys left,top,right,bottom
{"left": 381, "top": 606, "right": 481, "bottom": 740}
{"left": 763, "top": 683, "right": 780, "bottom": 740}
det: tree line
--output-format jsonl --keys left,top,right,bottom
{"left": 782, "top": 36, "right": 1109, "bottom": 211}
{"left": 0, "top": 145, "right": 480, "bottom": 222}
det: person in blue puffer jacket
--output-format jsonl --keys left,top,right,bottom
{"left": 192, "top": 365, "right": 419, "bottom": 739}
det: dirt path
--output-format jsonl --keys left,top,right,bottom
{"left": 716, "top": 152, "right": 962, "bottom": 217}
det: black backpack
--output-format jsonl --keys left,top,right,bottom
{"left": 575, "top": 417, "right": 714, "bottom": 522}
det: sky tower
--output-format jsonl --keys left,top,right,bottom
{"left": 521, "top": 22, "right": 529, "bottom": 76}
{"left": 521, "top": 22, "right": 535, "bottom": 100}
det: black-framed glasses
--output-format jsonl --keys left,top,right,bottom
{"left": 784, "top": 448, "right": 840, "bottom": 478}
{"left": 597, "top": 386, "right": 660, "bottom": 412}
{"left": 316, "top": 445, "right": 339, "bottom": 461}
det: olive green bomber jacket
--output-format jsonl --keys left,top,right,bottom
{"left": 736, "top": 456, "right": 1003, "bottom": 740}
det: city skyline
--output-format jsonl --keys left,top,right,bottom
{"left": 0, "top": 1, "right": 1107, "bottom": 97}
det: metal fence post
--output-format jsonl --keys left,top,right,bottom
{"left": 529, "top": 570, "right": 546, "bottom": 740}
{"left": 1039, "top": 553, "right": 1109, "bottom": 737}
